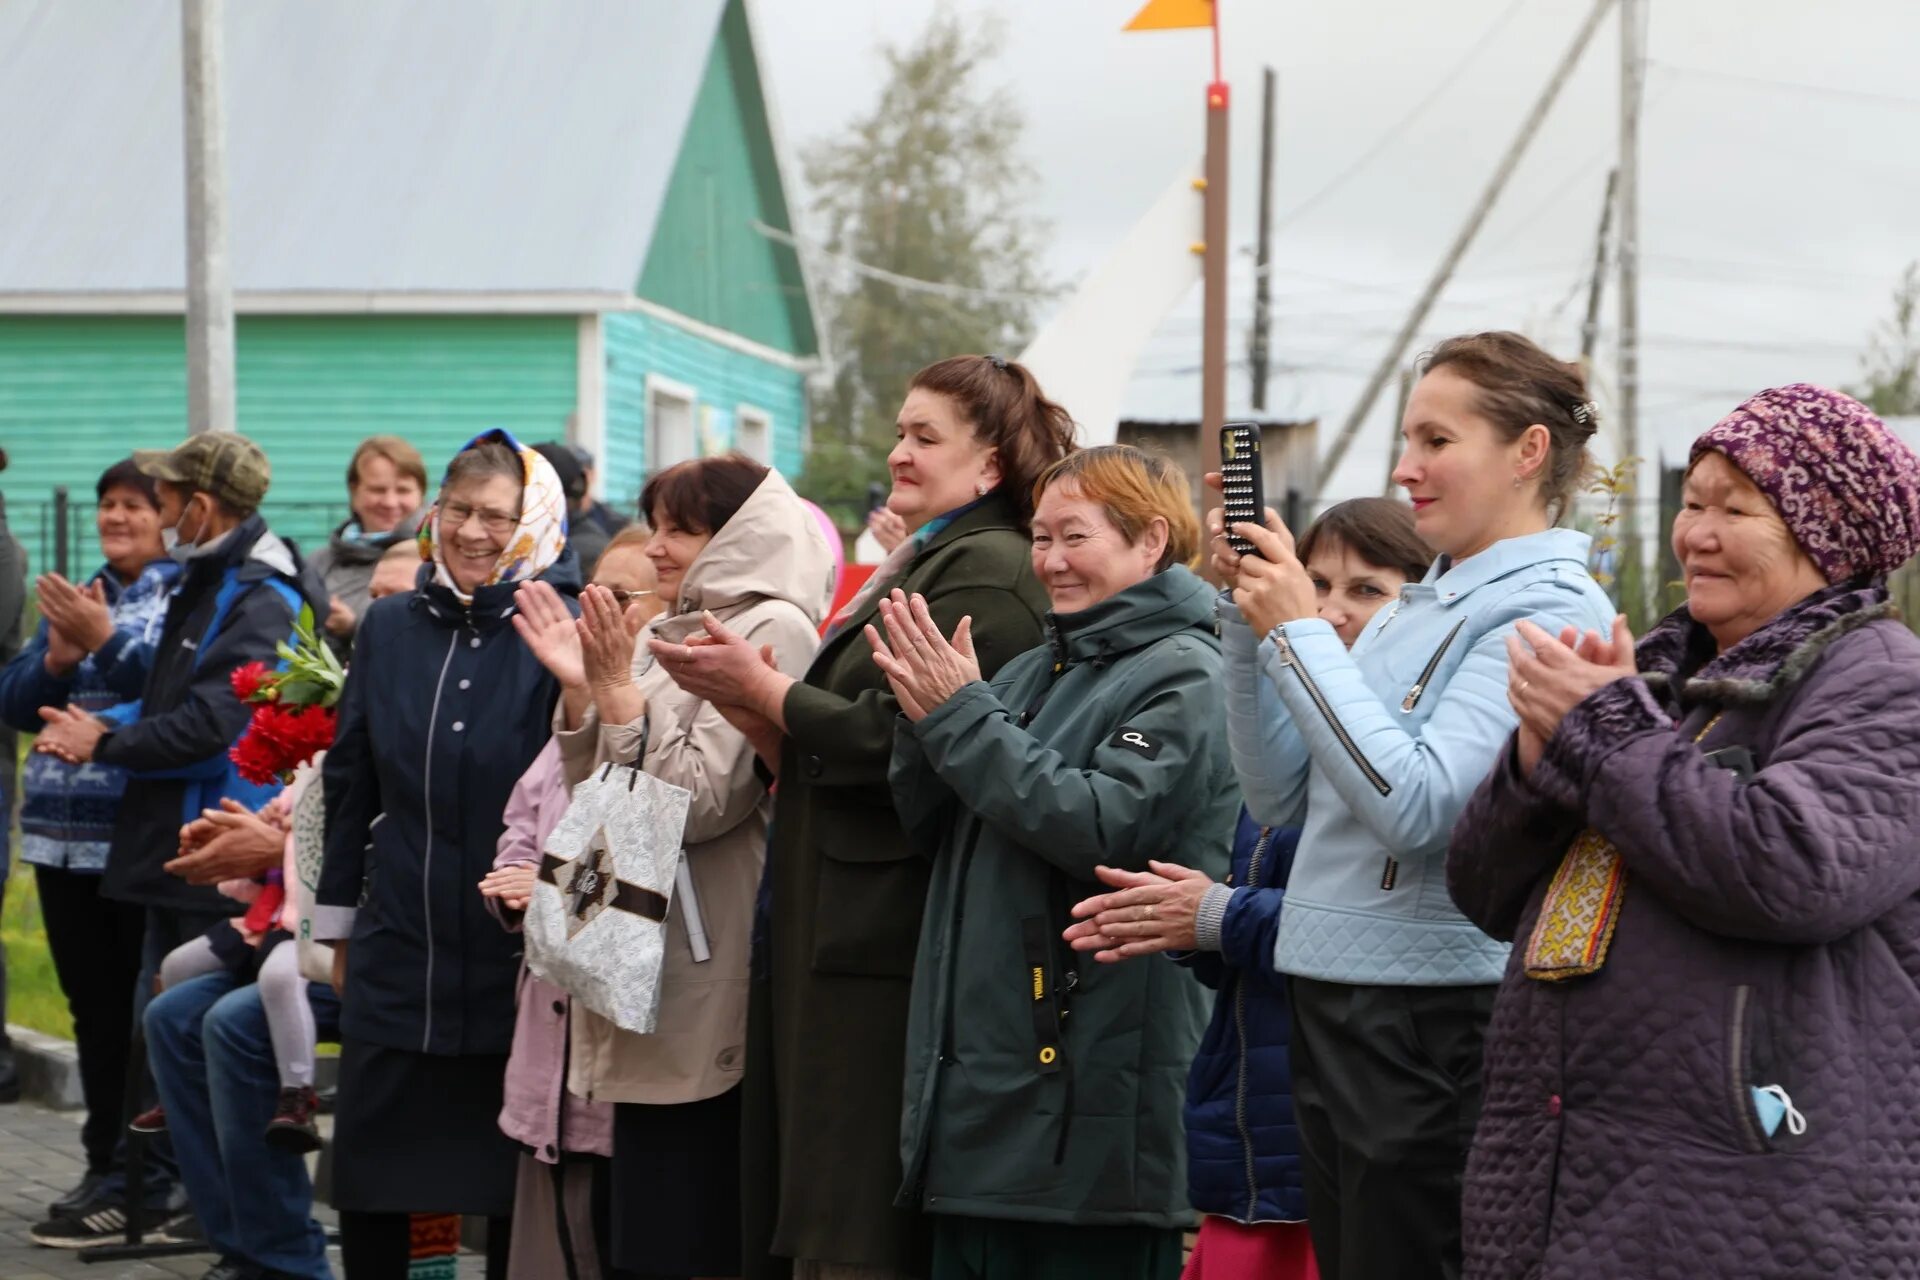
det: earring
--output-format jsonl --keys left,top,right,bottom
{"left": 1513, "top": 474, "right": 1525, "bottom": 488}
{"left": 975, "top": 482, "right": 989, "bottom": 496}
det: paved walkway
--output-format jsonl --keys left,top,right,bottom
{"left": 0, "top": 1100, "right": 481, "bottom": 1279}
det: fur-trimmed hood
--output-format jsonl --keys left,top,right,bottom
{"left": 1634, "top": 580, "right": 1896, "bottom": 707}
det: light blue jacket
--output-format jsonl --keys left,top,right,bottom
{"left": 1222, "top": 527, "right": 1614, "bottom": 986}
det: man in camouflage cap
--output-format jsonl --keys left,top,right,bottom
{"left": 26, "top": 431, "right": 331, "bottom": 1256}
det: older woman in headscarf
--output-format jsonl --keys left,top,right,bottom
{"left": 315, "top": 429, "right": 578, "bottom": 1278}
{"left": 1448, "top": 384, "right": 1920, "bottom": 1280}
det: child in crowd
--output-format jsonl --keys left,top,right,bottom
{"left": 130, "top": 791, "right": 323, "bottom": 1151}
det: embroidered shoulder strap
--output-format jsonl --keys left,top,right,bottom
{"left": 1523, "top": 712, "right": 1724, "bottom": 982}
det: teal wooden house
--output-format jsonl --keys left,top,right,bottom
{"left": 0, "top": 0, "right": 821, "bottom": 569}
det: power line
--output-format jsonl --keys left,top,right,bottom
{"left": 1649, "top": 60, "right": 1920, "bottom": 112}
{"left": 750, "top": 220, "right": 1053, "bottom": 305}
{"left": 1263, "top": 0, "right": 1530, "bottom": 245}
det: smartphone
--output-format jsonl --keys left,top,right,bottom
{"left": 865, "top": 481, "right": 889, "bottom": 516}
{"left": 1220, "top": 422, "right": 1265, "bottom": 557}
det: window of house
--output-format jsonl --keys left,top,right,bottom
{"left": 646, "top": 375, "right": 697, "bottom": 473}
{"left": 735, "top": 405, "right": 772, "bottom": 463}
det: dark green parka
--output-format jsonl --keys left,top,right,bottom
{"left": 889, "top": 565, "right": 1237, "bottom": 1228}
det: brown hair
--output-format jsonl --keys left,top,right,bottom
{"left": 1031, "top": 444, "right": 1201, "bottom": 571}
{"left": 1417, "top": 331, "right": 1598, "bottom": 516}
{"left": 597, "top": 523, "right": 652, "bottom": 562}
{"left": 909, "top": 355, "right": 1077, "bottom": 523}
{"left": 1296, "top": 498, "right": 1433, "bottom": 585}
{"left": 347, "top": 435, "right": 429, "bottom": 495}
{"left": 640, "top": 452, "right": 769, "bottom": 536}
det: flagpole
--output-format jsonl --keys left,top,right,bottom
{"left": 1200, "top": 0, "right": 1228, "bottom": 495}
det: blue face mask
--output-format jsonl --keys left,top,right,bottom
{"left": 1751, "top": 1084, "right": 1806, "bottom": 1139}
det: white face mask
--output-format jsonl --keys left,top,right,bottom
{"left": 161, "top": 525, "right": 183, "bottom": 556}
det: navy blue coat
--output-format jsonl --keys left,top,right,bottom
{"left": 317, "top": 562, "right": 577, "bottom": 1057}
{"left": 1180, "top": 808, "right": 1309, "bottom": 1224}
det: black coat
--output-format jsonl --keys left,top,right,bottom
{"left": 93, "top": 516, "right": 327, "bottom": 912}
{"left": 317, "top": 563, "right": 578, "bottom": 1056}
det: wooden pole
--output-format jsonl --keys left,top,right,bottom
{"left": 1316, "top": 0, "right": 1615, "bottom": 490}
{"left": 1617, "top": 0, "right": 1645, "bottom": 531}
{"left": 1249, "top": 67, "right": 1276, "bottom": 413}
{"left": 1201, "top": 78, "right": 1230, "bottom": 484}
{"left": 182, "top": 0, "right": 235, "bottom": 435}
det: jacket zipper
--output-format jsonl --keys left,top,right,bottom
{"left": 1233, "top": 826, "right": 1275, "bottom": 1220}
{"left": 418, "top": 628, "right": 461, "bottom": 1052}
{"left": 1401, "top": 619, "right": 1466, "bottom": 713}
{"left": 1272, "top": 630, "right": 1391, "bottom": 796}
{"left": 1728, "top": 984, "right": 1769, "bottom": 1154}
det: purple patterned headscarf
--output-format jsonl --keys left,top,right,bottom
{"left": 1688, "top": 384, "right": 1920, "bottom": 583}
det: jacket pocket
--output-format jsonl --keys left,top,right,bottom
{"left": 810, "top": 839, "right": 930, "bottom": 980}
{"left": 1726, "top": 984, "right": 1772, "bottom": 1154}
{"left": 1401, "top": 619, "right": 1466, "bottom": 713}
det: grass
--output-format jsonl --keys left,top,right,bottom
{"left": 4, "top": 851, "right": 73, "bottom": 1040}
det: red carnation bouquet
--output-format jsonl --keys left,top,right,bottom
{"left": 229, "top": 610, "right": 346, "bottom": 785}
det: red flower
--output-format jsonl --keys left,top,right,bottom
{"left": 229, "top": 728, "right": 284, "bottom": 785}
{"left": 230, "top": 661, "right": 274, "bottom": 703}
{"left": 228, "top": 702, "right": 339, "bottom": 784}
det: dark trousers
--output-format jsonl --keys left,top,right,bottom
{"left": 34, "top": 865, "right": 147, "bottom": 1173}
{"left": 1286, "top": 977, "right": 1496, "bottom": 1280}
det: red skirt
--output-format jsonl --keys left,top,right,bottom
{"left": 1180, "top": 1215, "right": 1319, "bottom": 1280}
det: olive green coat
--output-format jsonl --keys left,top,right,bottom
{"left": 744, "top": 494, "right": 1049, "bottom": 1275}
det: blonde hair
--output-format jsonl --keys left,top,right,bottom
{"left": 1031, "top": 445, "right": 1201, "bottom": 571}
{"left": 347, "top": 435, "right": 429, "bottom": 494}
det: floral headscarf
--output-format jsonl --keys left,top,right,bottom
{"left": 419, "top": 429, "right": 569, "bottom": 603}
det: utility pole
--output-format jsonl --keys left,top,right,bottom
{"left": 1580, "top": 168, "right": 1618, "bottom": 364}
{"left": 1316, "top": 0, "right": 1615, "bottom": 489}
{"left": 1248, "top": 66, "right": 1277, "bottom": 413}
{"left": 1200, "top": 68, "right": 1230, "bottom": 480}
{"left": 182, "top": 0, "right": 235, "bottom": 434}
{"left": 1617, "top": 0, "right": 1645, "bottom": 535}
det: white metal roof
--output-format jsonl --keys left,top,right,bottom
{"left": 0, "top": 0, "right": 726, "bottom": 296}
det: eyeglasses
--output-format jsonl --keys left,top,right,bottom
{"left": 440, "top": 501, "right": 520, "bottom": 536}
{"left": 603, "top": 589, "right": 656, "bottom": 606}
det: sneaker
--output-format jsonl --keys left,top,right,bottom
{"left": 128, "top": 1103, "right": 168, "bottom": 1134}
{"left": 47, "top": 1170, "right": 109, "bottom": 1219}
{"left": 201, "top": 1259, "right": 256, "bottom": 1280}
{"left": 153, "top": 1210, "right": 207, "bottom": 1246}
{"left": 264, "top": 1085, "right": 321, "bottom": 1154}
{"left": 30, "top": 1203, "right": 130, "bottom": 1249}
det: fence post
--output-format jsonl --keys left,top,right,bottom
{"left": 1283, "top": 488, "right": 1304, "bottom": 537}
{"left": 52, "top": 487, "right": 70, "bottom": 579}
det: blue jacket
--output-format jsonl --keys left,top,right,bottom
{"left": 316, "top": 562, "right": 579, "bottom": 1057}
{"left": 1181, "top": 808, "right": 1308, "bottom": 1224}
{"left": 91, "top": 518, "right": 327, "bottom": 912}
{"left": 1222, "top": 527, "right": 1615, "bottom": 986}
{"left": 0, "top": 559, "right": 179, "bottom": 872}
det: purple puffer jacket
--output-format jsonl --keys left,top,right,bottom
{"left": 1449, "top": 582, "right": 1920, "bottom": 1280}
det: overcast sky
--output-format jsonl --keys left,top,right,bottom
{"left": 755, "top": 0, "right": 1920, "bottom": 500}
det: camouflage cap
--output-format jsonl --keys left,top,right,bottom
{"left": 132, "top": 432, "right": 271, "bottom": 512}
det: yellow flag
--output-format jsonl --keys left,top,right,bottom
{"left": 1124, "top": 0, "right": 1213, "bottom": 31}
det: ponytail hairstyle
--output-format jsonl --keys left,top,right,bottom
{"left": 908, "top": 355, "right": 1077, "bottom": 523}
{"left": 1417, "top": 331, "right": 1599, "bottom": 519}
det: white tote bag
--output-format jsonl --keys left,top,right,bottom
{"left": 523, "top": 759, "right": 692, "bottom": 1034}
{"left": 285, "top": 757, "right": 337, "bottom": 986}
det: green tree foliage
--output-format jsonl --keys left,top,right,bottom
{"left": 797, "top": 13, "right": 1054, "bottom": 527}
{"left": 1852, "top": 261, "right": 1920, "bottom": 417}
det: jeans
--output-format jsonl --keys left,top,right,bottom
{"left": 145, "top": 970, "right": 339, "bottom": 1279}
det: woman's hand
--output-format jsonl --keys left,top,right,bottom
{"left": 325, "top": 595, "right": 357, "bottom": 638}
{"left": 33, "top": 705, "right": 108, "bottom": 764}
{"left": 478, "top": 864, "right": 538, "bottom": 913}
{"left": 1507, "top": 615, "right": 1637, "bottom": 761}
{"left": 1062, "top": 861, "right": 1218, "bottom": 962}
{"left": 579, "top": 585, "right": 643, "bottom": 691}
{"left": 1201, "top": 472, "right": 1242, "bottom": 587}
{"left": 865, "top": 591, "right": 980, "bottom": 722}
{"left": 36, "top": 575, "right": 114, "bottom": 654}
{"left": 513, "top": 581, "right": 586, "bottom": 690}
{"left": 649, "top": 612, "right": 794, "bottom": 723}
{"left": 331, "top": 941, "right": 349, "bottom": 998}
{"left": 867, "top": 506, "right": 909, "bottom": 554}
{"left": 1228, "top": 511, "right": 1319, "bottom": 637}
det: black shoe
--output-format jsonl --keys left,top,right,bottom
{"left": 29, "top": 1203, "right": 131, "bottom": 1249}
{"left": 155, "top": 1210, "right": 207, "bottom": 1246}
{"left": 203, "top": 1260, "right": 259, "bottom": 1280}
{"left": 47, "top": 1170, "right": 109, "bottom": 1219}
